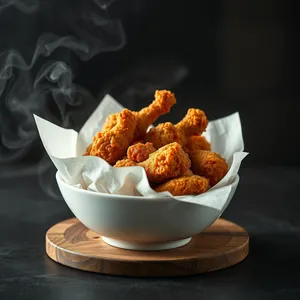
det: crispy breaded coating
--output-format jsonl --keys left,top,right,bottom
{"left": 176, "top": 108, "right": 208, "bottom": 140}
{"left": 145, "top": 108, "right": 208, "bottom": 148}
{"left": 101, "top": 114, "right": 117, "bottom": 133}
{"left": 139, "top": 142, "right": 191, "bottom": 183}
{"left": 114, "top": 158, "right": 137, "bottom": 167}
{"left": 127, "top": 142, "right": 156, "bottom": 163}
{"left": 114, "top": 142, "right": 191, "bottom": 183}
{"left": 189, "top": 150, "right": 228, "bottom": 186}
{"left": 85, "top": 109, "right": 136, "bottom": 165}
{"left": 184, "top": 135, "right": 211, "bottom": 152}
{"left": 155, "top": 175, "right": 210, "bottom": 196}
{"left": 182, "top": 169, "right": 194, "bottom": 176}
{"left": 145, "top": 122, "right": 183, "bottom": 148}
{"left": 101, "top": 90, "right": 176, "bottom": 140}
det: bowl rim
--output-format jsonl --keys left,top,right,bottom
{"left": 56, "top": 170, "right": 239, "bottom": 201}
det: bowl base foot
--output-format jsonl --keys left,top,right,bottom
{"left": 101, "top": 236, "right": 192, "bottom": 251}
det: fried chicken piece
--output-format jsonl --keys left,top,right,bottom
{"left": 127, "top": 142, "right": 156, "bottom": 162}
{"left": 145, "top": 108, "right": 208, "bottom": 148}
{"left": 176, "top": 108, "right": 208, "bottom": 140}
{"left": 155, "top": 175, "right": 210, "bottom": 196}
{"left": 189, "top": 150, "right": 228, "bottom": 186}
{"left": 114, "top": 157, "right": 137, "bottom": 167}
{"left": 139, "top": 142, "right": 191, "bottom": 183}
{"left": 172, "top": 168, "right": 193, "bottom": 178}
{"left": 184, "top": 135, "right": 211, "bottom": 152}
{"left": 102, "top": 90, "right": 176, "bottom": 140}
{"left": 85, "top": 109, "right": 137, "bottom": 165}
{"left": 101, "top": 114, "right": 117, "bottom": 132}
{"left": 135, "top": 90, "right": 176, "bottom": 138}
{"left": 145, "top": 122, "right": 183, "bottom": 147}
{"left": 114, "top": 142, "right": 191, "bottom": 183}
{"left": 182, "top": 169, "right": 193, "bottom": 176}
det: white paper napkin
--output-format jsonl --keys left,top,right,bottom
{"left": 34, "top": 94, "right": 248, "bottom": 211}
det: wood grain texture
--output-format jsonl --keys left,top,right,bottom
{"left": 45, "top": 218, "right": 249, "bottom": 277}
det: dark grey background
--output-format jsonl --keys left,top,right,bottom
{"left": 1, "top": 0, "right": 298, "bottom": 170}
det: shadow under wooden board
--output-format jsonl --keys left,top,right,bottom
{"left": 46, "top": 218, "right": 249, "bottom": 277}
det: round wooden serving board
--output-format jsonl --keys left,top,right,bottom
{"left": 46, "top": 218, "right": 249, "bottom": 277}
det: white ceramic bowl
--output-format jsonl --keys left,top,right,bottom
{"left": 56, "top": 171, "right": 239, "bottom": 251}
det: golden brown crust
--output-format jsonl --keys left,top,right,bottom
{"left": 155, "top": 175, "right": 210, "bottom": 196}
{"left": 145, "top": 108, "right": 208, "bottom": 148}
{"left": 136, "top": 90, "right": 176, "bottom": 139}
{"left": 127, "top": 142, "right": 156, "bottom": 163}
{"left": 189, "top": 150, "right": 228, "bottom": 186}
{"left": 115, "top": 142, "right": 191, "bottom": 183}
{"left": 139, "top": 142, "right": 191, "bottom": 183}
{"left": 86, "top": 109, "right": 137, "bottom": 165}
{"left": 145, "top": 122, "right": 183, "bottom": 149}
{"left": 114, "top": 158, "right": 137, "bottom": 167}
{"left": 176, "top": 109, "right": 208, "bottom": 140}
{"left": 184, "top": 135, "right": 211, "bottom": 152}
{"left": 181, "top": 169, "right": 194, "bottom": 176}
{"left": 101, "top": 114, "right": 118, "bottom": 132}
{"left": 101, "top": 89, "right": 176, "bottom": 140}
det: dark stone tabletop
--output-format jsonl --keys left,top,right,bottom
{"left": 1, "top": 165, "right": 299, "bottom": 300}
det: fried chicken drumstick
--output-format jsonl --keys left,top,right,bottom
{"left": 145, "top": 108, "right": 208, "bottom": 148}
{"left": 102, "top": 90, "right": 176, "bottom": 140}
{"left": 188, "top": 150, "right": 228, "bottom": 186}
{"left": 155, "top": 175, "right": 210, "bottom": 196}
{"left": 114, "top": 142, "right": 191, "bottom": 183}
{"left": 184, "top": 135, "right": 211, "bottom": 152}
